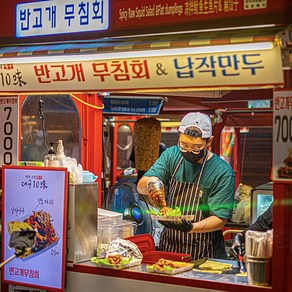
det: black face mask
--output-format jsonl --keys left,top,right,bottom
{"left": 181, "top": 148, "right": 206, "bottom": 164}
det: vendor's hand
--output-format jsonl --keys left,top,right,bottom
{"left": 231, "top": 233, "right": 245, "bottom": 257}
{"left": 147, "top": 178, "right": 167, "bottom": 208}
{"left": 158, "top": 219, "right": 193, "bottom": 233}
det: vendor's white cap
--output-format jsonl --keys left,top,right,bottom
{"left": 178, "top": 112, "right": 212, "bottom": 138}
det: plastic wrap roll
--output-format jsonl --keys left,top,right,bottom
{"left": 134, "top": 118, "right": 161, "bottom": 171}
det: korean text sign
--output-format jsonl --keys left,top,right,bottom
{"left": 114, "top": 0, "right": 268, "bottom": 27}
{"left": 273, "top": 90, "right": 292, "bottom": 181}
{"left": 2, "top": 166, "right": 68, "bottom": 291}
{"left": 16, "top": 0, "right": 109, "bottom": 37}
{"left": 0, "top": 96, "right": 19, "bottom": 166}
{"left": 0, "top": 46, "right": 284, "bottom": 93}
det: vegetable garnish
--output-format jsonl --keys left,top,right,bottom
{"left": 146, "top": 258, "right": 183, "bottom": 271}
{"left": 91, "top": 257, "right": 132, "bottom": 266}
{"left": 147, "top": 207, "right": 182, "bottom": 216}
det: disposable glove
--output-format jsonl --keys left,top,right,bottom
{"left": 158, "top": 219, "right": 193, "bottom": 233}
{"left": 147, "top": 178, "right": 167, "bottom": 208}
{"left": 231, "top": 233, "right": 245, "bottom": 257}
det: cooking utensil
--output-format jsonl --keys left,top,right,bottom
{"left": 193, "top": 257, "right": 207, "bottom": 267}
{"left": 0, "top": 230, "right": 36, "bottom": 269}
{"left": 238, "top": 254, "right": 246, "bottom": 273}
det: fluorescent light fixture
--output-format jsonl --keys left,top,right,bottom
{"left": 117, "top": 24, "right": 277, "bottom": 39}
{"left": 0, "top": 42, "right": 274, "bottom": 64}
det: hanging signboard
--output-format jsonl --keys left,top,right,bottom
{"left": 0, "top": 46, "right": 284, "bottom": 93}
{"left": 272, "top": 90, "right": 292, "bottom": 181}
{"left": 0, "top": 0, "right": 290, "bottom": 40}
{"left": 0, "top": 96, "right": 19, "bottom": 165}
{"left": 102, "top": 96, "right": 164, "bottom": 115}
{"left": 16, "top": 0, "right": 109, "bottom": 37}
{"left": 2, "top": 166, "right": 68, "bottom": 292}
{"left": 114, "top": 0, "right": 270, "bottom": 28}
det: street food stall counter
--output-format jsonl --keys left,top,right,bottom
{"left": 65, "top": 260, "right": 269, "bottom": 292}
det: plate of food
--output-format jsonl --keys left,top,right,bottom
{"left": 193, "top": 259, "right": 234, "bottom": 274}
{"left": 146, "top": 258, "right": 194, "bottom": 275}
{"left": 149, "top": 207, "right": 195, "bottom": 222}
{"left": 7, "top": 210, "right": 59, "bottom": 260}
{"left": 92, "top": 238, "right": 143, "bottom": 269}
{"left": 91, "top": 255, "right": 142, "bottom": 269}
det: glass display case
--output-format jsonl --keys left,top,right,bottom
{"left": 21, "top": 95, "right": 81, "bottom": 163}
{"left": 250, "top": 182, "right": 273, "bottom": 224}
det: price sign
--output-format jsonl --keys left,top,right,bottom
{"left": 0, "top": 96, "right": 19, "bottom": 165}
{"left": 273, "top": 90, "right": 292, "bottom": 181}
{"left": 2, "top": 166, "right": 68, "bottom": 292}
{"left": 103, "top": 96, "right": 164, "bottom": 115}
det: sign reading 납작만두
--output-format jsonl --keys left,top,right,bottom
{"left": 0, "top": 46, "right": 284, "bottom": 93}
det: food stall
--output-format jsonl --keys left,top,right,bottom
{"left": 0, "top": 0, "right": 291, "bottom": 291}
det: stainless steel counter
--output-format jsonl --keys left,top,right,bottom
{"left": 78, "top": 259, "right": 248, "bottom": 286}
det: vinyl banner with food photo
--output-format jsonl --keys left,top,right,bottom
{"left": 273, "top": 89, "right": 292, "bottom": 181}
{"left": 1, "top": 165, "right": 68, "bottom": 292}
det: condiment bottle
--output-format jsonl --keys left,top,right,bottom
{"left": 44, "top": 142, "right": 61, "bottom": 167}
{"left": 56, "top": 140, "right": 66, "bottom": 166}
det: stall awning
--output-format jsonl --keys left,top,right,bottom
{"left": 0, "top": 26, "right": 284, "bottom": 58}
{"left": 0, "top": 26, "right": 286, "bottom": 94}
{"left": 226, "top": 112, "right": 273, "bottom": 127}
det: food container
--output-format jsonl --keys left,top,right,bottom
{"left": 246, "top": 256, "right": 272, "bottom": 286}
{"left": 119, "top": 221, "right": 137, "bottom": 238}
{"left": 97, "top": 208, "right": 123, "bottom": 223}
{"left": 97, "top": 221, "right": 136, "bottom": 258}
{"left": 142, "top": 251, "right": 192, "bottom": 264}
{"left": 82, "top": 171, "right": 97, "bottom": 183}
{"left": 125, "top": 234, "right": 192, "bottom": 264}
{"left": 245, "top": 230, "right": 273, "bottom": 286}
{"left": 146, "top": 261, "right": 194, "bottom": 275}
{"left": 93, "top": 258, "right": 142, "bottom": 269}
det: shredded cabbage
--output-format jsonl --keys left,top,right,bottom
{"left": 147, "top": 207, "right": 182, "bottom": 216}
{"left": 164, "top": 207, "right": 181, "bottom": 216}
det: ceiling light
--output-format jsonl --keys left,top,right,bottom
{"left": 0, "top": 42, "right": 274, "bottom": 64}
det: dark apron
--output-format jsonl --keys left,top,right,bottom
{"left": 159, "top": 151, "right": 226, "bottom": 260}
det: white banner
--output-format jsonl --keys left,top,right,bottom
{"left": 0, "top": 46, "right": 284, "bottom": 93}
{"left": 16, "top": 0, "right": 109, "bottom": 37}
{"left": 273, "top": 90, "right": 292, "bottom": 181}
{"left": 0, "top": 96, "right": 19, "bottom": 165}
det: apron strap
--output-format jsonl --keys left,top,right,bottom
{"left": 172, "top": 156, "right": 184, "bottom": 178}
{"left": 193, "top": 150, "right": 208, "bottom": 198}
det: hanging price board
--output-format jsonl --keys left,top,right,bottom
{"left": 272, "top": 90, "right": 292, "bottom": 181}
{"left": 0, "top": 96, "right": 19, "bottom": 165}
{"left": 103, "top": 96, "right": 164, "bottom": 115}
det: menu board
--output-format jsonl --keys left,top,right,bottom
{"left": 0, "top": 96, "right": 19, "bottom": 166}
{"left": 273, "top": 90, "right": 292, "bottom": 181}
{"left": 103, "top": 96, "right": 164, "bottom": 115}
{"left": 2, "top": 166, "right": 68, "bottom": 291}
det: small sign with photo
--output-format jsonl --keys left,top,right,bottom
{"left": 272, "top": 90, "right": 292, "bottom": 181}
